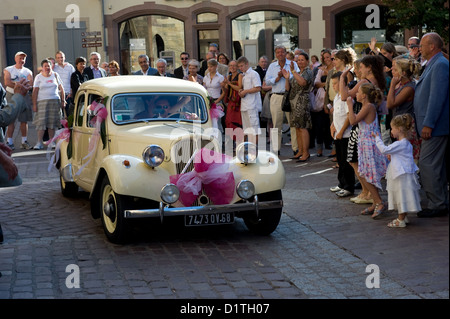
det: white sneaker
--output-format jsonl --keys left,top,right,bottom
{"left": 330, "top": 186, "right": 342, "bottom": 192}
{"left": 336, "top": 189, "right": 353, "bottom": 197}
{"left": 33, "top": 142, "right": 44, "bottom": 150}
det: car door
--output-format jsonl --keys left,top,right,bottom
{"left": 71, "top": 90, "right": 86, "bottom": 181}
{"left": 77, "top": 92, "right": 105, "bottom": 187}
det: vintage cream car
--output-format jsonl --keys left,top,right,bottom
{"left": 57, "top": 76, "right": 285, "bottom": 243}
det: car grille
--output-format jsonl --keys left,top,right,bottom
{"left": 171, "top": 136, "right": 218, "bottom": 206}
{"left": 172, "top": 136, "right": 217, "bottom": 175}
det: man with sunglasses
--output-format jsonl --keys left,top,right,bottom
{"left": 134, "top": 96, "right": 171, "bottom": 119}
{"left": 407, "top": 37, "right": 423, "bottom": 64}
{"left": 134, "top": 95, "right": 192, "bottom": 119}
{"left": 174, "top": 52, "right": 190, "bottom": 79}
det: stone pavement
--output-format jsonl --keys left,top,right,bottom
{"left": 0, "top": 122, "right": 448, "bottom": 301}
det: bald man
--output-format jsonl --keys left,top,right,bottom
{"left": 414, "top": 32, "right": 449, "bottom": 218}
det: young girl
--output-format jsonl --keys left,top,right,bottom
{"left": 347, "top": 83, "right": 388, "bottom": 219}
{"left": 374, "top": 114, "right": 421, "bottom": 227}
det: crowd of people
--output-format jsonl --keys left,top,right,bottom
{"left": 1, "top": 32, "right": 449, "bottom": 234}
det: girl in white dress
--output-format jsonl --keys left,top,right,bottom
{"left": 374, "top": 113, "right": 421, "bottom": 227}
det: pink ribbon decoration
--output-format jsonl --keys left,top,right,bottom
{"left": 46, "top": 119, "right": 71, "bottom": 172}
{"left": 209, "top": 102, "right": 224, "bottom": 120}
{"left": 170, "top": 148, "right": 235, "bottom": 207}
{"left": 209, "top": 102, "right": 224, "bottom": 139}
{"left": 75, "top": 101, "right": 108, "bottom": 176}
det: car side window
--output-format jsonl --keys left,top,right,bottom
{"left": 75, "top": 93, "right": 85, "bottom": 127}
{"left": 87, "top": 94, "right": 103, "bottom": 128}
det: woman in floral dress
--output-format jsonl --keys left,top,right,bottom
{"left": 283, "top": 52, "right": 314, "bottom": 162}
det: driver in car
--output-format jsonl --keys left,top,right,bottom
{"left": 134, "top": 96, "right": 197, "bottom": 120}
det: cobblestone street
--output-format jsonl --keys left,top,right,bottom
{"left": 0, "top": 126, "right": 448, "bottom": 301}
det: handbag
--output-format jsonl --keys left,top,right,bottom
{"left": 281, "top": 90, "right": 291, "bottom": 112}
{"left": 311, "top": 87, "right": 325, "bottom": 112}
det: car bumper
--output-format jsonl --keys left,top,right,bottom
{"left": 123, "top": 195, "right": 283, "bottom": 223}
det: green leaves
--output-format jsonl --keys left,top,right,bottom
{"left": 382, "top": 0, "right": 449, "bottom": 43}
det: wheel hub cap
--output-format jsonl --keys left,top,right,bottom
{"left": 103, "top": 195, "right": 116, "bottom": 222}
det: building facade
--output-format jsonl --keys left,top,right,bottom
{"left": 0, "top": 0, "right": 417, "bottom": 77}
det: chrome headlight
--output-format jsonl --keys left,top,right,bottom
{"left": 236, "top": 142, "right": 258, "bottom": 163}
{"left": 236, "top": 180, "right": 255, "bottom": 200}
{"left": 143, "top": 145, "right": 165, "bottom": 168}
{"left": 161, "top": 183, "right": 180, "bottom": 204}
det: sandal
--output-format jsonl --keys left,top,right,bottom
{"left": 361, "top": 205, "right": 375, "bottom": 215}
{"left": 371, "top": 203, "right": 386, "bottom": 219}
{"left": 387, "top": 218, "right": 406, "bottom": 228}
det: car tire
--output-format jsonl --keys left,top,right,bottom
{"left": 60, "top": 174, "right": 78, "bottom": 198}
{"left": 243, "top": 190, "right": 282, "bottom": 235}
{"left": 100, "top": 175, "right": 130, "bottom": 244}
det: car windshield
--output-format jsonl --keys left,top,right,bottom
{"left": 111, "top": 93, "right": 208, "bottom": 124}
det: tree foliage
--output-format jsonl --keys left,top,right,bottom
{"left": 381, "top": 0, "right": 449, "bottom": 43}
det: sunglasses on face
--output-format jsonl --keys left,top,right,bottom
{"left": 181, "top": 57, "right": 189, "bottom": 60}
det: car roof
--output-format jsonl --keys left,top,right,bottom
{"left": 78, "top": 75, "right": 209, "bottom": 97}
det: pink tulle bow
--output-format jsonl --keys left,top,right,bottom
{"left": 46, "top": 119, "right": 72, "bottom": 172}
{"left": 209, "top": 103, "right": 224, "bottom": 120}
{"left": 170, "top": 148, "right": 235, "bottom": 206}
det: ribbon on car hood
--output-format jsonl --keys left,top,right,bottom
{"left": 170, "top": 148, "right": 235, "bottom": 206}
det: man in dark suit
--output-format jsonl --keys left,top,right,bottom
{"left": 199, "top": 43, "right": 220, "bottom": 76}
{"left": 154, "top": 59, "right": 174, "bottom": 77}
{"left": 174, "top": 52, "right": 190, "bottom": 79}
{"left": 254, "top": 55, "right": 269, "bottom": 83}
{"left": 133, "top": 54, "right": 158, "bottom": 76}
{"left": 414, "top": 33, "right": 449, "bottom": 218}
{"left": 83, "top": 52, "right": 107, "bottom": 80}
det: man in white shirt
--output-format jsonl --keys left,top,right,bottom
{"left": 265, "top": 45, "right": 299, "bottom": 155}
{"left": 3, "top": 51, "right": 33, "bottom": 150}
{"left": 53, "top": 51, "right": 75, "bottom": 116}
{"left": 237, "top": 56, "right": 262, "bottom": 143}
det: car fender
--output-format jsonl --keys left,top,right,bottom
{"left": 231, "top": 150, "right": 286, "bottom": 195}
{"left": 57, "top": 141, "right": 70, "bottom": 170}
{"left": 93, "top": 154, "right": 171, "bottom": 202}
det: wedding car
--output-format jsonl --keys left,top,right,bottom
{"left": 55, "top": 76, "right": 285, "bottom": 243}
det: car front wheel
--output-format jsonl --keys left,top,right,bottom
{"left": 243, "top": 190, "right": 283, "bottom": 235}
{"left": 100, "top": 176, "right": 130, "bottom": 244}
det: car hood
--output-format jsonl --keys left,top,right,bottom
{"left": 108, "top": 122, "right": 216, "bottom": 158}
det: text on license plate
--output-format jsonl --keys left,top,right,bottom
{"left": 185, "top": 213, "right": 234, "bottom": 226}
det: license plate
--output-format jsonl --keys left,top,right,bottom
{"left": 185, "top": 213, "right": 235, "bottom": 226}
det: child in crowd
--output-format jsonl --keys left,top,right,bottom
{"left": 347, "top": 83, "right": 388, "bottom": 219}
{"left": 374, "top": 114, "right": 421, "bottom": 227}
{"left": 329, "top": 72, "right": 354, "bottom": 197}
